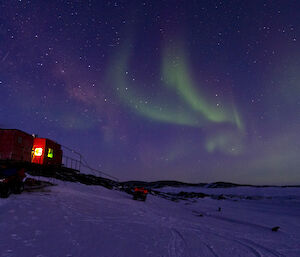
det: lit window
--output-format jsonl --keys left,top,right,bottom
{"left": 48, "top": 148, "right": 53, "bottom": 158}
{"left": 34, "top": 148, "right": 43, "bottom": 156}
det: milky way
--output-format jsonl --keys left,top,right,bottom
{"left": 0, "top": 1, "right": 299, "bottom": 184}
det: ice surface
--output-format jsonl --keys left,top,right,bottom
{"left": 1, "top": 179, "right": 300, "bottom": 256}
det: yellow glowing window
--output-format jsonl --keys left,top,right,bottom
{"left": 34, "top": 148, "right": 43, "bottom": 157}
{"left": 48, "top": 148, "right": 53, "bottom": 158}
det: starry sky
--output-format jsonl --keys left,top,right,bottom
{"left": 1, "top": 0, "right": 300, "bottom": 184}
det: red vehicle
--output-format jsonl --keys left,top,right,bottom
{"left": 133, "top": 187, "right": 148, "bottom": 201}
{"left": 0, "top": 164, "right": 26, "bottom": 198}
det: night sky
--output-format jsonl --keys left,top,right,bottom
{"left": 1, "top": 1, "right": 299, "bottom": 184}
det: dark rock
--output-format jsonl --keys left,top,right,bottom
{"left": 271, "top": 226, "right": 280, "bottom": 232}
{"left": 217, "top": 194, "right": 226, "bottom": 200}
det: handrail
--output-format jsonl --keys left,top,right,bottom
{"left": 61, "top": 145, "right": 119, "bottom": 182}
{"left": 61, "top": 144, "right": 82, "bottom": 171}
{"left": 0, "top": 144, "right": 119, "bottom": 182}
{"left": 80, "top": 161, "right": 119, "bottom": 181}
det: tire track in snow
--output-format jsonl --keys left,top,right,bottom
{"left": 167, "top": 229, "right": 181, "bottom": 257}
{"left": 202, "top": 243, "right": 219, "bottom": 257}
{"left": 240, "top": 238, "right": 285, "bottom": 257}
{"left": 189, "top": 224, "right": 284, "bottom": 257}
{"left": 205, "top": 213, "right": 271, "bottom": 231}
{"left": 167, "top": 229, "right": 190, "bottom": 257}
{"left": 231, "top": 239, "right": 262, "bottom": 257}
{"left": 173, "top": 229, "right": 191, "bottom": 257}
{"left": 230, "top": 237, "right": 284, "bottom": 257}
{"left": 191, "top": 228, "right": 261, "bottom": 257}
{"left": 202, "top": 216, "right": 285, "bottom": 257}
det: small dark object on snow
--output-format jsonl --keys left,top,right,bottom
{"left": 218, "top": 207, "right": 221, "bottom": 212}
{"left": 192, "top": 211, "right": 203, "bottom": 217}
{"left": 217, "top": 194, "right": 226, "bottom": 200}
{"left": 133, "top": 187, "right": 148, "bottom": 201}
{"left": 271, "top": 226, "right": 280, "bottom": 232}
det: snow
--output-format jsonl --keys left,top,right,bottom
{"left": 1, "top": 179, "right": 300, "bottom": 257}
{"left": 159, "top": 185, "right": 300, "bottom": 198}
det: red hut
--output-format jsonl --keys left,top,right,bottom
{"left": 31, "top": 138, "right": 62, "bottom": 165}
{"left": 0, "top": 129, "right": 33, "bottom": 162}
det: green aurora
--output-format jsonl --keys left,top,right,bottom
{"left": 109, "top": 42, "right": 245, "bottom": 155}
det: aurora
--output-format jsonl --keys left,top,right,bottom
{"left": 109, "top": 41, "right": 245, "bottom": 155}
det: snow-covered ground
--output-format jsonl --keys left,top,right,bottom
{"left": 1, "top": 179, "right": 300, "bottom": 257}
{"left": 160, "top": 185, "right": 300, "bottom": 199}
